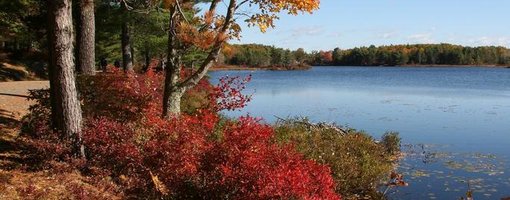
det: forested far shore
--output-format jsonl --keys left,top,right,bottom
{"left": 221, "top": 43, "right": 510, "bottom": 68}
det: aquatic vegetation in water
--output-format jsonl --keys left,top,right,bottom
{"left": 396, "top": 144, "right": 509, "bottom": 199}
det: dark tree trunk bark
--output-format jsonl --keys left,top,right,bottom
{"left": 77, "top": 0, "right": 96, "bottom": 75}
{"left": 144, "top": 49, "right": 150, "bottom": 71}
{"left": 48, "top": 49, "right": 62, "bottom": 131}
{"left": 121, "top": 22, "right": 133, "bottom": 71}
{"left": 47, "top": 0, "right": 85, "bottom": 158}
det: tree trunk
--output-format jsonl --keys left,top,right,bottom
{"left": 162, "top": 80, "right": 184, "bottom": 117}
{"left": 162, "top": 51, "right": 183, "bottom": 117}
{"left": 162, "top": 7, "right": 180, "bottom": 118}
{"left": 131, "top": 46, "right": 135, "bottom": 66}
{"left": 161, "top": 0, "right": 236, "bottom": 118}
{"left": 77, "top": 0, "right": 96, "bottom": 75}
{"left": 47, "top": 0, "right": 85, "bottom": 158}
{"left": 160, "top": 54, "right": 166, "bottom": 70}
{"left": 121, "top": 22, "right": 133, "bottom": 71}
{"left": 144, "top": 49, "right": 150, "bottom": 71}
{"left": 48, "top": 49, "right": 62, "bottom": 131}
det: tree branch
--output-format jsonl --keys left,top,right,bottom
{"left": 167, "top": 6, "right": 178, "bottom": 67}
{"left": 175, "top": 0, "right": 190, "bottom": 23}
{"left": 180, "top": 0, "right": 237, "bottom": 90}
{"left": 209, "top": 0, "right": 220, "bottom": 12}
{"left": 120, "top": 0, "right": 133, "bottom": 10}
{"left": 236, "top": 0, "right": 249, "bottom": 10}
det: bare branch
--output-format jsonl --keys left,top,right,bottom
{"left": 234, "top": 12, "right": 251, "bottom": 18}
{"left": 120, "top": 0, "right": 133, "bottom": 10}
{"left": 175, "top": 0, "right": 190, "bottom": 23}
{"left": 236, "top": 0, "right": 249, "bottom": 10}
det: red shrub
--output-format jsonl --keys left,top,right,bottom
{"left": 82, "top": 118, "right": 150, "bottom": 195}
{"left": 210, "top": 75, "right": 252, "bottom": 112}
{"left": 22, "top": 70, "right": 341, "bottom": 199}
{"left": 199, "top": 117, "right": 340, "bottom": 200}
{"left": 20, "top": 89, "right": 74, "bottom": 166}
{"left": 77, "top": 68, "right": 163, "bottom": 121}
{"left": 142, "top": 113, "right": 215, "bottom": 184}
{"left": 83, "top": 118, "right": 143, "bottom": 174}
{"left": 82, "top": 114, "right": 340, "bottom": 199}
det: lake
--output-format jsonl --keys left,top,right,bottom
{"left": 209, "top": 66, "right": 510, "bottom": 199}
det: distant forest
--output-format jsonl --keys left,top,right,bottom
{"left": 222, "top": 44, "right": 510, "bottom": 67}
{"left": 221, "top": 44, "right": 308, "bottom": 68}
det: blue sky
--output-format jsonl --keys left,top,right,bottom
{"left": 226, "top": 0, "right": 510, "bottom": 51}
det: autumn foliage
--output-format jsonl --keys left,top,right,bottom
{"left": 21, "top": 70, "right": 340, "bottom": 199}
{"left": 245, "top": 0, "right": 320, "bottom": 32}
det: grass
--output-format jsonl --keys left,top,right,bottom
{"left": 273, "top": 117, "right": 400, "bottom": 199}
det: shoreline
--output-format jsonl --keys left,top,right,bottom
{"left": 211, "top": 64, "right": 510, "bottom": 71}
{"left": 210, "top": 64, "right": 312, "bottom": 71}
{"left": 395, "top": 64, "right": 508, "bottom": 68}
{"left": 325, "top": 64, "right": 510, "bottom": 68}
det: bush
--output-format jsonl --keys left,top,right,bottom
{"left": 76, "top": 68, "right": 215, "bottom": 121}
{"left": 81, "top": 114, "right": 340, "bottom": 199}
{"left": 381, "top": 132, "right": 401, "bottom": 155}
{"left": 20, "top": 70, "right": 340, "bottom": 199}
{"left": 20, "top": 89, "right": 76, "bottom": 168}
{"left": 199, "top": 117, "right": 339, "bottom": 199}
{"left": 273, "top": 118, "right": 399, "bottom": 199}
{"left": 77, "top": 72, "right": 162, "bottom": 121}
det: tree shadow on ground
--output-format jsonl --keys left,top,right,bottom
{"left": 0, "top": 108, "right": 19, "bottom": 127}
{"left": 0, "top": 92, "right": 30, "bottom": 98}
{"left": 0, "top": 108, "right": 24, "bottom": 170}
{"left": 0, "top": 49, "right": 48, "bottom": 81}
{"left": 0, "top": 63, "right": 30, "bottom": 81}
{"left": 0, "top": 108, "right": 55, "bottom": 172}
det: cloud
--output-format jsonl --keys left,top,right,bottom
{"left": 468, "top": 36, "right": 510, "bottom": 47}
{"left": 290, "top": 26, "right": 324, "bottom": 37}
{"left": 407, "top": 33, "right": 435, "bottom": 43}
{"left": 379, "top": 31, "right": 398, "bottom": 39}
{"left": 327, "top": 32, "right": 343, "bottom": 38}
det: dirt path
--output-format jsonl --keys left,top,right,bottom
{"left": 0, "top": 81, "right": 49, "bottom": 120}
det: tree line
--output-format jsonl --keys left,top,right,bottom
{"left": 221, "top": 44, "right": 308, "bottom": 68}
{"left": 327, "top": 44, "right": 510, "bottom": 66}
{"left": 220, "top": 44, "right": 510, "bottom": 67}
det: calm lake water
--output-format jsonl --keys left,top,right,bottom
{"left": 209, "top": 66, "right": 510, "bottom": 199}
